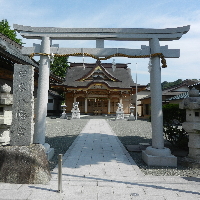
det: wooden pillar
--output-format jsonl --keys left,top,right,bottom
{"left": 85, "top": 98, "right": 87, "bottom": 113}
{"left": 108, "top": 99, "right": 111, "bottom": 114}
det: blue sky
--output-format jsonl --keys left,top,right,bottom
{"left": 0, "top": 0, "right": 199, "bottom": 85}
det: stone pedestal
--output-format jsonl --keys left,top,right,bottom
{"left": 142, "top": 146, "right": 177, "bottom": 167}
{"left": 71, "top": 102, "right": 80, "bottom": 119}
{"left": 60, "top": 113, "right": 67, "bottom": 119}
{"left": 128, "top": 113, "right": 135, "bottom": 121}
{"left": 60, "top": 104, "right": 67, "bottom": 119}
{"left": 116, "top": 103, "right": 124, "bottom": 120}
{"left": 128, "top": 106, "right": 135, "bottom": 121}
{"left": 0, "top": 84, "right": 13, "bottom": 145}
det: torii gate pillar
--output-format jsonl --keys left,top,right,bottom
{"left": 34, "top": 37, "right": 50, "bottom": 144}
{"left": 34, "top": 37, "right": 54, "bottom": 159}
{"left": 142, "top": 38, "right": 177, "bottom": 166}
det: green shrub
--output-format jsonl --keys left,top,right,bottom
{"left": 163, "top": 104, "right": 186, "bottom": 125}
{"left": 163, "top": 104, "right": 188, "bottom": 149}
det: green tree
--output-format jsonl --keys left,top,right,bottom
{"left": 0, "top": 19, "right": 22, "bottom": 45}
{"left": 50, "top": 56, "right": 69, "bottom": 78}
{"left": 149, "top": 79, "right": 184, "bottom": 90}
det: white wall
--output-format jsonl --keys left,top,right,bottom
{"left": 47, "top": 95, "right": 54, "bottom": 110}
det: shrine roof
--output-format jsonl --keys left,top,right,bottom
{"left": 0, "top": 33, "right": 39, "bottom": 67}
{"left": 49, "top": 90, "right": 64, "bottom": 100}
{"left": 0, "top": 33, "right": 63, "bottom": 84}
{"left": 59, "top": 62, "right": 142, "bottom": 89}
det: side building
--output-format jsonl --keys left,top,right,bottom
{"left": 52, "top": 61, "right": 146, "bottom": 115}
{"left": 139, "top": 79, "right": 200, "bottom": 119}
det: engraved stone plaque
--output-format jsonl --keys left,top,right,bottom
{"left": 10, "top": 64, "right": 34, "bottom": 146}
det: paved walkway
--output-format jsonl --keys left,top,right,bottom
{"left": 1, "top": 119, "right": 200, "bottom": 199}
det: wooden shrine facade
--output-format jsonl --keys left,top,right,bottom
{"left": 52, "top": 61, "right": 146, "bottom": 115}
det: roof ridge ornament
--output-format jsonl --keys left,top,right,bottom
{"left": 112, "top": 59, "right": 116, "bottom": 72}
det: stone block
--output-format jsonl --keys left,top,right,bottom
{"left": 188, "top": 132, "right": 200, "bottom": 148}
{"left": 46, "top": 148, "right": 54, "bottom": 160}
{"left": 188, "top": 148, "right": 200, "bottom": 161}
{"left": 142, "top": 150, "right": 177, "bottom": 167}
{"left": 182, "top": 122, "right": 200, "bottom": 132}
{"left": 43, "top": 143, "right": 54, "bottom": 160}
{"left": 0, "top": 144, "right": 51, "bottom": 184}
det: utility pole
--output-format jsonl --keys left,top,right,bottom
{"left": 135, "top": 63, "right": 138, "bottom": 120}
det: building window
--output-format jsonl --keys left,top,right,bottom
{"left": 145, "top": 104, "right": 149, "bottom": 115}
{"left": 48, "top": 99, "right": 53, "bottom": 103}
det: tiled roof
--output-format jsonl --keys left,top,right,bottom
{"left": 0, "top": 33, "right": 39, "bottom": 67}
{"left": 167, "top": 92, "right": 189, "bottom": 101}
{"left": 48, "top": 90, "right": 64, "bottom": 100}
{"left": 163, "top": 79, "right": 200, "bottom": 92}
{"left": 0, "top": 33, "right": 63, "bottom": 84}
{"left": 189, "top": 82, "right": 200, "bottom": 90}
{"left": 60, "top": 62, "right": 139, "bottom": 89}
{"left": 139, "top": 79, "right": 200, "bottom": 101}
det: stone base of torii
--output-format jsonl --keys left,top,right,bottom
{"left": 13, "top": 24, "right": 190, "bottom": 167}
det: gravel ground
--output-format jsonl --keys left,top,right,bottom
{"left": 108, "top": 119, "right": 200, "bottom": 177}
{"left": 45, "top": 117, "right": 89, "bottom": 170}
{"left": 46, "top": 117, "right": 200, "bottom": 177}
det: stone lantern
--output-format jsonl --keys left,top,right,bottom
{"left": 60, "top": 104, "right": 67, "bottom": 119}
{"left": 128, "top": 106, "right": 135, "bottom": 121}
{"left": 179, "top": 87, "right": 200, "bottom": 160}
{"left": 0, "top": 84, "right": 13, "bottom": 145}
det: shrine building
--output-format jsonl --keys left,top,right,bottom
{"left": 52, "top": 61, "right": 146, "bottom": 115}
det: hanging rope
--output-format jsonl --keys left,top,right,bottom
{"left": 29, "top": 52, "right": 167, "bottom": 68}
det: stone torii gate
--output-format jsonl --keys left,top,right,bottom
{"left": 14, "top": 24, "right": 190, "bottom": 166}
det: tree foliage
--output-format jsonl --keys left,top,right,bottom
{"left": 161, "top": 79, "right": 183, "bottom": 90}
{"left": 50, "top": 56, "right": 69, "bottom": 78}
{"left": 0, "top": 19, "right": 22, "bottom": 45}
{"left": 147, "top": 79, "right": 183, "bottom": 91}
{"left": 163, "top": 104, "right": 186, "bottom": 124}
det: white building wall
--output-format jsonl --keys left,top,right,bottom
{"left": 47, "top": 95, "right": 54, "bottom": 110}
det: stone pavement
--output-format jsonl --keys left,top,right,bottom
{"left": 0, "top": 119, "right": 200, "bottom": 200}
